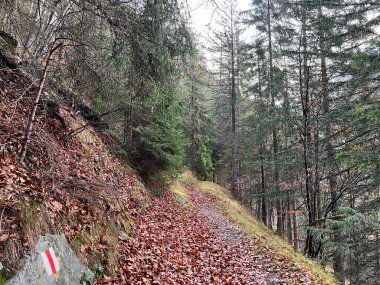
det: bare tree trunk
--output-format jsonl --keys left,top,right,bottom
{"left": 123, "top": 94, "right": 133, "bottom": 151}
{"left": 286, "top": 187, "right": 292, "bottom": 244}
{"left": 268, "top": 202, "right": 273, "bottom": 229}
{"left": 266, "top": 0, "right": 282, "bottom": 237}
{"left": 314, "top": 125, "right": 321, "bottom": 220}
{"left": 317, "top": 3, "right": 343, "bottom": 278}
{"left": 123, "top": 109, "right": 128, "bottom": 147}
{"left": 333, "top": 247, "right": 345, "bottom": 283}
{"left": 230, "top": 4, "right": 238, "bottom": 198}
{"left": 260, "top": 141, "right": 267, "bottom": 225}
{"left": 376, "top": 234, "right": 380, "bottom": 284}
{"left": 128, "top": 104, "right": 133, "bottom": 146}
{"left": 19, "top": 42, "right": 63, "bottom": 163}
{"left": 257, "top": 59, "right": 267, "bottom": 225}
{"left": 212, "top": 149, "right": 216, "bottom": 183}
{"left": 300, "top": 5, "right": 319, "bottom": 258}
{"left": 190, "top": 72, "right": 197, "bottom": 170}
{"left": 292, "top": 195, "right": 298, "bottom": 250}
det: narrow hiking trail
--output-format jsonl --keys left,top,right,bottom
{"left": 96, "top": 184, "right": 315, "bottom": 285}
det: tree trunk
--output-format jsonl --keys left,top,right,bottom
{"left": 257, "top": 59, "right": 267, "bottom": 226}
{"left": 260, "top": 141, "right": 267, "bottom": 225}
{"left": 190, "top": 74, "right": 197, "bottom": 170}
{"left": 19, "top": 42, "right": 63, "bottom": 163}
{"left": 333, "top": 247, "right": 345, "bottom": 283}
{"left": 123, "top": 109, "right": 128, "bottom": 147}
{"left": 292, "top": 194, "right": 298, "bottom": 250}
{"left": 376, "top": 234, "right": 380, "bottom": 284}
{"left": 318, "top": 3, "right": 343, "bottom": 277}
{"left": 286, "top": 189, "right": 292, "bottom": 244}
{"left": 300, "top": 5, "right": 319, "bottom": 258}
{"left": 230, "top": 4, "right": 238, "bottom": 198}
{"left": 314, "top": 124, "right": 321, "bottom": 220}
{"left": 123, "top": 98, "right": 133, "bottom": 151}
{"left": 266, "top": 0, "right": 282, "bottom": 237}
{"left": 268, "top": 202, "right": 273, "bottom": 229}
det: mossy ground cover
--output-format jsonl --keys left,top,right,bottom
{"left": 169, "top": 179, "right": 194, "bottom": 209}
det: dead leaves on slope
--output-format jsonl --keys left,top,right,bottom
{"left": 0, "top": 68, "right": 144, "bottom": 273}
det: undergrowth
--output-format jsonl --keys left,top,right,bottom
{"left": 143, "top": 171, "right": 172, "bottom": 197}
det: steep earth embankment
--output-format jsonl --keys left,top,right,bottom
{"left": 0, "top": 64, "right": 148, "bottom": 283}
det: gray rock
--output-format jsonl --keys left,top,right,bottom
{"left": 6, "top": 234, "right": 94, "bottom": 285}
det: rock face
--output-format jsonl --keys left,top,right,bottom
{"left": 6, "top": 234, "right": 94, "bottom": 285}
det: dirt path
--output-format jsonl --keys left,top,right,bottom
{"left": 97, "top": 185, "right": 313, "bottom": 285}
{"left": 189, "top": 187, "right": 312, "bottom": 285}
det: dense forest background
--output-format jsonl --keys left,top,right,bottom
{"left": 0, "top": 0, "right": 379, "bottom": 284}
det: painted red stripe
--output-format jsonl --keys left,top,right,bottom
{"left": 45, "top": 249, "right": 57, "bottom": 275}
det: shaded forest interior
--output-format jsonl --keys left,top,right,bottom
{"left": 0, "top": 0, "right": 379, "bottom": 284}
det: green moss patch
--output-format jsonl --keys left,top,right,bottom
{"left": 170, "top": 180, "right": 194, "bottom": 209}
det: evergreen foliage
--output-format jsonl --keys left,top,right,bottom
{"left": 181, "top": 50, "right": 214, "bottom": 180}
{"left": 208, "top": 0, "right": 379, "bottom": 282}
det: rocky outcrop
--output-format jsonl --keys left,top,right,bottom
{"left": 6, "top": 234, "right": 93, "bottom": 285}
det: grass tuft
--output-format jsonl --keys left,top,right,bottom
{"left": 170, "top": 180, "right": 194, "bottom": 209}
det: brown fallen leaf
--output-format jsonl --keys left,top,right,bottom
{"left": 0, "top": 233, "right": 9, "bottom": 242}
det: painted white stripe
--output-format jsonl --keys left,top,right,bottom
{"left": 40, "top": 248, "right": 60, "bottom": 276}
{"left": 41, "top": 252, "right": 53, "bottom": 275}
{"left": 49, "top": 248, "right": 60, "bottom": 272}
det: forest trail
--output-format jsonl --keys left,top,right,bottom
{"left": 96, "top": 175, "right": 322, "bottom": 285}
{"left": 0, "top": 63, "right": 333, "bottom": 285}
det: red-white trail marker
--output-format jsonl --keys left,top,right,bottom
{"left": 41, "top": 247, "right": 60, "bottom": 277}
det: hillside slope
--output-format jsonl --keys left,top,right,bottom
{"left": 0, "top": 65, "right": 148, "bottom": 283}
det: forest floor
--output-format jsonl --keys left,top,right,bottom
{"left": 96, "top": 173, "right": 335, "bottom": 285}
